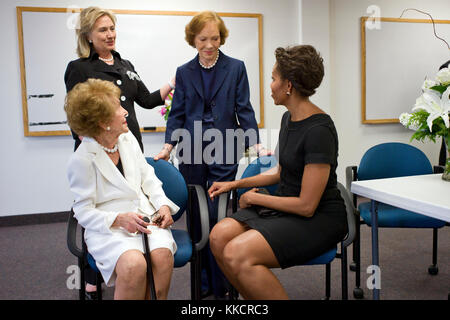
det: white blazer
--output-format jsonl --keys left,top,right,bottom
{"left": 67, "top": 131, "right": 179, "bottom": 285}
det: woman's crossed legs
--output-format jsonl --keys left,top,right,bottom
{"left": 209, "top": 218, "right": 288, "bottom": 300}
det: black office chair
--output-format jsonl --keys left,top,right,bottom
{"left": 227, "top": 155, "right": 356, "bottom": 299}
{"left": 67, "top": 209, "right": 103, "bottom": 300}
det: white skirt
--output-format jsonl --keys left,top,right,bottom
{"left": 85, "top": 225, "right": 177, "bottom": 286}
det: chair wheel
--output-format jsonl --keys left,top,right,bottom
{"left": 428, "top": 265, "right": 439, "bottom": 275}
{"left": 349, "top": 262, "right": 357, "bottom": 272}
{"left": 353, "top": 287, "right": 364, "bottom": 299}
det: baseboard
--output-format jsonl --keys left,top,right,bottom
{"left": 0, "top": 211, "right": 70, "bottom": 227}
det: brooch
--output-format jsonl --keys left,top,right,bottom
{"left": 126, "top": 70, "right": 141, "bottom": 81}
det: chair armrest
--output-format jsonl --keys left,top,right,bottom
{"left": 217, "top": 192, "right": 231, "bottom": 222}
{"left": 231, "top": 190, "right": 238, "bottom": 213}
{"left": 433, "top": 165, "right": 444, "bottom": 174}
{"left": 188, "top": 184, "right": 210, "bottom": 251}
{"left": 337, "top": 183, "right": 356, "bottom": 248}
{"left": 346, "top": 165, "right": 358, "bottom": 207}
{"left": 345, "top": 165, "right": 357, "bottom": 192}
{"left": 67, "top": 210, "right": 83, "bottom": 258}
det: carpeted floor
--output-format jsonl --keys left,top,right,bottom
{"left": 0, "top": 212, "right": 448, "bottom": 301}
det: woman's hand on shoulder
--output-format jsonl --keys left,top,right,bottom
{"left": 208, "top": 181, "right": 237, "bottom": 200}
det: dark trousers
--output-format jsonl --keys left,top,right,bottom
{"left": 179, "top": 162, "right": 238, "bottom": 297}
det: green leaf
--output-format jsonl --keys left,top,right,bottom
{"left": 430, "top": 85, "right": 448, "bottom": 94}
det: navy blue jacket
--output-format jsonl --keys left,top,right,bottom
{"left": 165, "top": 51, "right": 260, "bottom": 164}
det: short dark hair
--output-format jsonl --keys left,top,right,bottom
{"left": 275, "top": 45, "right": 324, "bottom": 97}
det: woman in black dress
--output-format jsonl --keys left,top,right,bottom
{"left": 208, "top": 45, "right": 348, "bottom": 299}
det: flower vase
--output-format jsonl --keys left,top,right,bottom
{"left": 443, "top": 135, "right": 450, "bottom": 182}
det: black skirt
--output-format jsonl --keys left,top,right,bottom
{"left": 230, "top": 204, "right": 347, "bottom": 269}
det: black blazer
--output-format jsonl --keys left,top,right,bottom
{"left": 64, "top": 50, "right": 164, "bottom": 151}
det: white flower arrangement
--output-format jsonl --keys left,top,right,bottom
{"left": 399, "top": 67, "right": 450, "bottom": 180}
{"left": 399, "top": 68, "right": 450, "bottom": 142}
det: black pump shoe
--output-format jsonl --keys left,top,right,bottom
{"left": 85, "top": 290, "right": 99, "bottom": 300}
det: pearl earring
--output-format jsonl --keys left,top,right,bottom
{"left": 106, "top": 126, "right": 110, "bottom": 131}
{"left": 286, "top": 91, "right": 291, "bottom": 96}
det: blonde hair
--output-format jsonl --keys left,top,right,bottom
{"left": 76, "top": 6, "right": 116, "bottom": 58}
{"left": 64, "top": 79, "right": 121, "bottom": 137}
{"left": 185, "top": 11, "right": 228, "bottom": 48}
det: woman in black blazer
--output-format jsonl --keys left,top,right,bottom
{"left": 64, "top": 6, "right": 173, "bottom": 299}
{"left": 64, "top": 6, "right": 174, "bottom": 152}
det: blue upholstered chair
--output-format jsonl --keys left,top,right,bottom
{"left": 67, "top": 158, "right": 211, "bottom": 300}
{"left": 229, "top": 155, "right": 356, "bottom": 299}
{"left": 346, "top": 142, "right": 447, "bottom": 299}
{"left": 146, "top": 158, "right": 213, "bottom": 300}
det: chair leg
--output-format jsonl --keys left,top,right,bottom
{"left": 78, "top": 257, "right": 85, "bottom": 301}
{"left": 188, "top": 186, "right": 202, "bottom": 300}
{"left": 96, "top": 273, "right": 103, "bottom": 300}
{"left": 190, "top": 258, "right": 195, "bottom": 300}
{"left": 428, "top": 228, "right": 439, "bottom": 275}
{"left": 341, "top": 244, "right": 348, "bottom": 300}
{"left": 323, "top": 263, "right": 331, "bottom": 300}
{"left": 191, "top": 250, "right": 202, "bottom": 300}
{"left": 353, "top": 219, "right": 364, "bottom": 299}
{"left": 350, "top": 215, "right": 361, "bottom": 272}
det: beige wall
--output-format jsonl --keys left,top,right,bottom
{"left": 0, "top": 0, "right": 300, "bottom": 216}
{"left": 2, "top": 0, "right": 449, "bottom": 216}
{"left": 297, "top": 0, "right": 450, "bottom": 182}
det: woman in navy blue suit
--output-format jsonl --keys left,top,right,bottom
{"left": 154, "top": 11, "right": 268, "bottom": 299}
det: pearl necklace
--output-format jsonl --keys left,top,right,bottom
{"left": 99, "top": 55, "right": 114, "bottom": 62}
{"left": 199, "top": 51, "right": 219, "bottom": 69}
{"left": 99, "top": 142, "right": 118, "bottom": 153}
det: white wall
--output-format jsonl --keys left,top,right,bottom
{"left": 4, "top": 0, "right": 448, "bottom": 217}
{"left": 301, "top": 0, "right": 331, "bottom": 114}
{"left": 300, "top": 0, "right": 450, "bottom": 183}
{"left": 0, "top": 0, "right": 300, "bottom": 216}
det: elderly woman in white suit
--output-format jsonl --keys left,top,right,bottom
{"left": 65, "top": 79, "right": 178, "bottom": 300}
